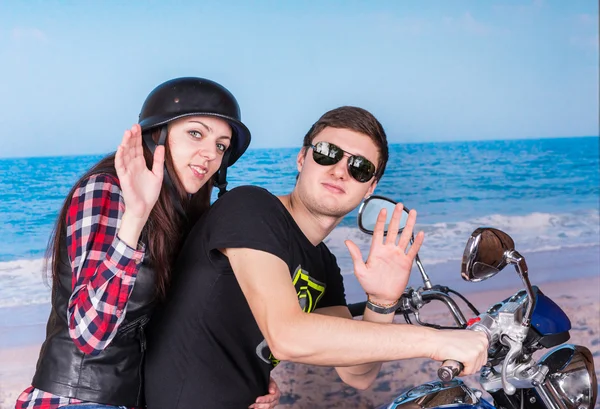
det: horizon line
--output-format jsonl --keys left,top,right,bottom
{"left": 1, "top": 134, "right": 598, "bottom": 161}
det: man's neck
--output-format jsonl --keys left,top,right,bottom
{"left": 277, "top": 191, "right": 343, "bottom": 247}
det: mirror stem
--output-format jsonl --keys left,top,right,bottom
{"left": 505, "top": 250, "right": 536, "bottom": 328}
{"left": 411, "top": 235, "right": 432, "bottom": 289}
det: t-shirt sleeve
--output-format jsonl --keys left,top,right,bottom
{"left": 204, "top": 186, "right": 290, "bottom": 263}
{"left": 317, "top": 249, "right": 347, "bottom": 309}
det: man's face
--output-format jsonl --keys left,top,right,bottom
{"left": 295, "top": 126, "right": 379, "bottom": 218}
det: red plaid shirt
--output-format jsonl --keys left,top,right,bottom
{"left": 17, "top": 173, "right": 145, "bottom": 409}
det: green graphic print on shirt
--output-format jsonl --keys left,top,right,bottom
{"left": 256, "top": 265, "right": 326, "bottom": 367}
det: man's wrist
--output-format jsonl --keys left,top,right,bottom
{"left": 366, "top": 294, "right": 400, "bottom": 315}
{"left": 367, "top": 295, "right": 399, "bottom": 306}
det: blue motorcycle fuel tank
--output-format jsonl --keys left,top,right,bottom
{"left": 380, "top": 287, "right": 572, "bottom": 409}
{"left": 379, "top": 379, "right": 496, "bottom": 409}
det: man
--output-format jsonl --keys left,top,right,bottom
{"left": 145, "top": 106, "right": 488, "bottom": 408}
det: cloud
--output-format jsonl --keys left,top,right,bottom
{"left": 575, "top": 13, "right": 598, "bottom": 27}
{"left": 370, "top": 11, "right": 507, "bottom": 39}
{"left": 10, "top": 27, "right": 48, "bottom": 43}
{"left": 578, "top": 14, "right": 593, "bottom": 25}
{"left": 492, "top": 0, "right": 544, "bottom": 15}
{"left": 570, "top": 34, "right": 599, "bottom": 53}
{"left": 442, "top": 12, "right": 502, "bottom": 36}
{"left": 368, "top": 13, "right": 430, "bottom": 37}
{"left": 569, "top": 14, "right": 599, "bottom": 53}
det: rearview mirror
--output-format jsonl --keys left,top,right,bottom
{"left": 357, "top": 195, "right": 409, "bottom": 235}
{"left": 461, "top": 227, "right": 515, "bottom": 282}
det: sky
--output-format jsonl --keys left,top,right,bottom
{"left": 0, "top": 0, "right": 598, "bottom": 158}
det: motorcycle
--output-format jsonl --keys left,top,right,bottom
{"left": 347, "top": 195, "right": 598, "bottom": 409}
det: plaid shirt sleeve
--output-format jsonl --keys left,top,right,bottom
{"left": 66, "top": 173, "right": 145, "bottom": 355}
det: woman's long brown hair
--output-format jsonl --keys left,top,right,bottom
{"left": 46, "top": 130, "right": 213, "bottom": 299}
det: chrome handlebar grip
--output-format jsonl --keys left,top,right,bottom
{"left": 438, "top": 360, "right": 464, "bottom": 382}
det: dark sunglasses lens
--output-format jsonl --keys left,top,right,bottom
{"left": 312, "top": 142, "right": 342, "bottom": 166}
{"left": 348, "top": 156, "right": 376, "bottom": 183}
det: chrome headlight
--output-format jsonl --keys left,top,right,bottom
{"left": 538, "top": 344, "right": 597, "bottom": 409}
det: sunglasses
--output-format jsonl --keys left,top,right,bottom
{"left": 309, "top": 141, "right": 377, "bottom": 183}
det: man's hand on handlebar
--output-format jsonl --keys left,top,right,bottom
{"left": 429, "top": 330, "right": 489, "bottom": 376}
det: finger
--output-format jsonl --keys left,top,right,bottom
{"left": 252, "top": 398, "right": 276, "bottom": 408}
{"left": 116, "top": 131, "right": 129, "bottom": 159}
{"left": 370, "top": 208, "right": 387, "bottom": 250}
{"left": 115, "top": 145, "right": 125, "bottom": 174}
{"left": 345, "top": 240, "right": 366, "bottom": 272}
{"left": 120, "top": 130, "right": 136, "bottom": 166}
{"left": 125, "top": 126, "right": 137, "bottom": 151}
{"left": 397, "top": 209, "right": 417, "bottom": 250}
{"left": 406, "top": 231, "right": 425, "bottom": 260}
{"left": 478, "top": 333, "right": 489, "bottom": 369}
{"left": 254, "top": 397, "right": 275, "bottom": 404}
{"left": 119, "top": 127, "right": 132, "bottom": 147}
{"left": 254, "top": 393, "right": 277, "bottom": 403}
{"left": 268, "top": 377, "right": 279, "bottom": 395}
{"left": 384, "top": 203, "right": 404, "bottom": 245}
{"left": 131, "top": 124, "right": 143, "bottom": 159}
{"left": 152, "top": 145, "right": 165, "bottom": 179}
{"left": 268, "top": 377, "right": 280, "bottom": 400}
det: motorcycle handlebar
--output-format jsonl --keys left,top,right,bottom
{"left": 420, "top": 290, "right": 468, "bottom": 327}
{"left": 347, "top": 287, "right": 470, "bottom": 325}
{"left": 438, "top": 359, "right": 464, "bottom": 382}
{"left": 347, "top": 289, "right": 479, "bottom": 384}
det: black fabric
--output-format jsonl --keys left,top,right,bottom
{"left": 31, "top": 238, "right": 156, "bottom": 407}
{"left": 145, "top": 185, "right": 347, "bottom": 409}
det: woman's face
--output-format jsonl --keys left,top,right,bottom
{"left": 167, "top": 116, "right": 232, "bottom": 194}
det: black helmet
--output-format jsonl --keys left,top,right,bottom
{"left": 138, "top": 77, "right": 250, "bottom": 167}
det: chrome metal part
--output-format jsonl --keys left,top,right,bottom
{"left": 387, "top": 380, "right": 480, "bottom": 409}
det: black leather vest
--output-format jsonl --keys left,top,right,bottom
{"left": 32, "top": 237, "right": 156, "bottom": 407}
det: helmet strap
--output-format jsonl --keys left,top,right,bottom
{"left": 142, "top": 131, "right": 156, "bottom": 154}
{"left": 214, "top": 151, "right": 231, "bottom": 198}
{"left": 141, "top": 126, "right": 167, "bottom": 154}
{"left": 157, "top": 126, "right": 168, "bottom": 146}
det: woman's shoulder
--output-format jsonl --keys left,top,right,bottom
{"left": 75, "top": 172, "right": 121, "bottom": 191}
{"left": 69, "top": 173, "right": 123, "bottom": 205}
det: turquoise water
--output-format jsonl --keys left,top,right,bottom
{"left": 1, "top": 136, "right": 598, "bottom": 307}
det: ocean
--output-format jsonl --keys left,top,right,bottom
{"left": 1, "top": 136, "right": 599, "bottom": 312}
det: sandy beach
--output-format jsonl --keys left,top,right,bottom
{"left": 1, "top": 275, "right": 598, "bottom": 409}
{"left": 270, "top": 276, "right": 600, "bottom": 409}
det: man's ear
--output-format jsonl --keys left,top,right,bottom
{"left": 297, "top": 147, "right": 308, "bottom": 172}
{"left": 364, "top": 179, "right": 378, "bottom": 199}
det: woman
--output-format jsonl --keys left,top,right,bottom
{"left": 16, "top": 77, "right": 280, "bottom": 409}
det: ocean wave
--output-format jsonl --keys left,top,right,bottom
{"left": 2, "top": 210, "right": 598, "bottom": 307}
{"left": 325, "top": 210, "right": 600, "bottom": 274}
{"left": 0, "top": 258, "right": 51, "bottom": 307}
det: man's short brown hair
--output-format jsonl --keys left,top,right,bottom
{"left": 302, "top": 106, "right": 389, "bottom": 181}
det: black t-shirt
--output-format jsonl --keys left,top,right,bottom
{"left": 145, "top": 186, "right": 347, "bottom": 409}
